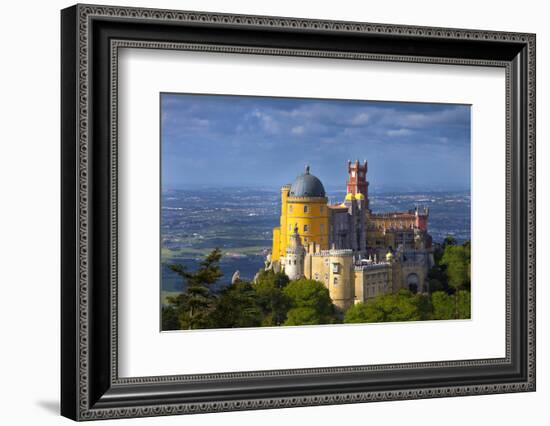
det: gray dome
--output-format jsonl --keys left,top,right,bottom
{"left": 289, "top": 166, "right": 326, "bottom": 198}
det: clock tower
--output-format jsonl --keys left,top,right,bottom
{"left": 346, "top": 160, "right": 369, "bottom": 209}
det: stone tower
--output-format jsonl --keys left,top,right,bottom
{"left": 285, "top": 224, "right": 305, "bottom": 280}
{"left": 347, "top": 160, "right": 369, "bottom": 209}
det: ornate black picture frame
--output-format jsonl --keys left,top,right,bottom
{"left": 61, "top": 4, "right": 536, "bottom": 421}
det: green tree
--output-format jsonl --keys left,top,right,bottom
{"left": 428, "top": 277, "right": 445, "bottom": 293}
{"left": 416, "top": 291, "right": 433, "bottom": 318}
{"left": 285, "top": 307, "right": 322, "bottom": 326}
{"left": 343, "top": 303, "right": 372, "bottom": 323}
{"left": 456, "top": 290, "right": 471, "bottom": 319}
{"left": 283, "top": 278, "right": 336, "bottom": 325}
{"left": 164, "top": 248, "right": 223, "bottom": 330}
{"left": 440, "top": 243, "right": 471, "bottom": 317}
{"left": 462, "top": 241, "right": 471, "bottom": 284}
{"left": 442, "top": 235, "right": 457, "bottom": 248}
{"left": 161, "top": 305, "right": 180, "bottom": 331}
{"left": 441, "top": 245, "right": 470, "bottom": 291}
{"left": 254, "top": 270, "right": 290, "bottom": 326}
{"left": 427, "top": 261, "right": 448, "bottom": 293}
{"left": 431, "top": 291, "right": 455, "bottom": 320}
{"left": 210, "top": 281, "right": 263, "bottom": 328}
{"left": 431, "top": 290, "right": 471, "bottom": 320}
{"left": 344, "top": 289, "right": 431, "bottom": 324}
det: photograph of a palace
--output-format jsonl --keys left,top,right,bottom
{"left": 268, "top": 161, "right": 432, "bottom": 314}
{"left": 160, "top": 93, "right": 471, "bottom": 331}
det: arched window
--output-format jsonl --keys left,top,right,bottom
{"left": 407, "top": 273, "right": 419, "bottom": 293}
{"left": 333, "top": 277, "right": 338, "bottom": 285}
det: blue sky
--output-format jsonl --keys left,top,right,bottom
{"left": 161, "top": 93, "right": 471, "bottom": 192}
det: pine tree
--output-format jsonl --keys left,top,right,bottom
{"left": 164, "top": 248, "right": 223, "bottom": 330}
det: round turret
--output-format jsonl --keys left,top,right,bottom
{"left": 285, "top": 224, "right": 305, "bottom": 280}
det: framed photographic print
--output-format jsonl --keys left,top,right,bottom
{"left": 61, "top": 4, "right": 536, "bottom": 421}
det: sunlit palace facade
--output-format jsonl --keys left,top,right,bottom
{"left": 267, "top": 161, "right": 433, "bottom": 313}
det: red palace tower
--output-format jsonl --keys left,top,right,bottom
{"left": 346, "top": 160, "right": 369, "bottom": 209}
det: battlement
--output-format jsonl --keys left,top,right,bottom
{"left": 355, "top": 261, "right": 391, "bottom": 272}
{"left": 310, "top": 248, "right": 354, "bottom": 257}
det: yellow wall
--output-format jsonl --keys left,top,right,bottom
{"left": 282, "top": 197, "right": 329, "bottom": 258}
{"left": 328, "top": 254, "right": 354, "bottom": 312}
{"left": 279, "top": 186, "right": 289, "bottom": 260}
{"left": 271, "top": 227, "right": 280, "bottom": 261}
{"left": 271, "top": 186, "right": 290, "bottom": 261}
{"left": 273, "top": 190, "right": 329, "bottom": 260}
{"left": 307, "top": 254, "right": 329, "bottom": 284}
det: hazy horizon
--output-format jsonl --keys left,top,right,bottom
{"left": 161, "top": 183, "right": 470, "bottom": 193}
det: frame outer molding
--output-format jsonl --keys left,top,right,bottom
{"left": 61, "top": 3, "right": 536, "bottom": 421}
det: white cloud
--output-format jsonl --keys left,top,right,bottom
{"left": 395, "top": 107, "right": 468, "bottom": 128}
{"left": 291, "top": 126, "right": 305, "bottom": 135}
{"left": 350, "top": 112, "right": 370, "bottom": 125}
{"left": 192, "top": 118, "right": 209, "bottom": 127}
{"left": 251, "top": 110, "right": 280, "bottom": 134}
{"left": 386, "top": 128, "right": 413, "bottom": 137}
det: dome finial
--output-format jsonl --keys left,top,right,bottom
{"left": 305, "top": 164, "right": 310, "bottom": 174}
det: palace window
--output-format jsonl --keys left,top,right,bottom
{"left": 320, "top": 206, "right": 325, "bottom": 214}
{"left": 331, "top": 263, "right": 340, "bottom": 274}
{"left": 333, "top": 277, "right": 338, "bottom": 285}
{"left": 303, "top": 205, "right": 309, "bottom": 213}
{"left": 289, "top": 205, "right": 293, "bottom": 213}
{"left": 304, "top": 224, "right": 309, "bottom": 232}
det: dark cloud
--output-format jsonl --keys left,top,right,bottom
{"left": 161, "top": 94, "right": 470, "bottom": 191}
